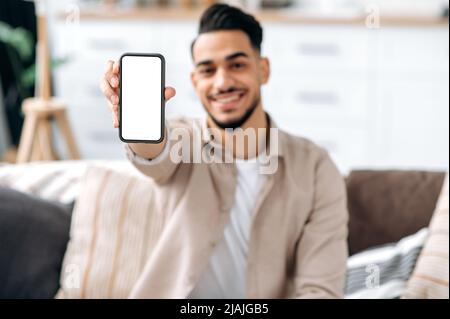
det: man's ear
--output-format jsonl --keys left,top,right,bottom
{"left": 259, "top": 57, "right": 270, "bottom": 85}
{"left": 191, "top": 71, "right": 197, "bottom": 88}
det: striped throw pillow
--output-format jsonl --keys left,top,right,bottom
{"left": 56, "top": 165, "right": 166, "bottom": 298}
{"left": 402, "top": 174, "right": 449, "bottom": 299}
{"left": 345, "top": 228, "right": 428, "bottom": 299}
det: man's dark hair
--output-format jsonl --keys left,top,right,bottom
{"left": 191, "top": 3, "right": 263, "bottom": 58}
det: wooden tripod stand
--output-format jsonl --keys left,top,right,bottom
{"left": 16, "top": 1, "right": 80, "bottom": 163}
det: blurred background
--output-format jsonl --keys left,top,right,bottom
{"left": 0, "top": 0, "right": 449, "bottom": 174}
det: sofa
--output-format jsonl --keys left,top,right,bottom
{"left": 0, "top": 160, "right": 447, "bottom": 299}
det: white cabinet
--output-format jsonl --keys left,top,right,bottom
{"left": 263, "top": 24, "right": 373, "bottom": 172}
{"left": 265, "top": 73, "right": 369, "bottom": 125}
{"left": 370, "top": 27, "right": 449, "bottom": 170}
{"left": 375, "top": 76, "right": 449, "bottom": 169}
{"left": 51, "top": 19, "right": 449, "bottom": 173}
{"left": 376, "top": 27, "right": 449, "bottom": 74}
{"left": 262, "top": 23, "right": 449, "bottom": 173}
{"left": 264, "top": 24, "right": 371, "bottom": 73}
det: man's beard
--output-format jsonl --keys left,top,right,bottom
{"left": 205, "top": 93, "right": 260, "bottom": 130}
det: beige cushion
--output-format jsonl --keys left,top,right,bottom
{"left": 0, "top": 160, "right": 136, "bottom": 203}
{"left": 56, "top": 165, "right": 165, "bottom": 298}
{"left": 403, "top": 173, "right": 449, "bottom": 299}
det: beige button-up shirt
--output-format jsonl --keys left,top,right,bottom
{"left": 125, "top": 116, "right": 349, "bottom": 299}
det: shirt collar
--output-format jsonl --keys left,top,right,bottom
{"left": 199, "top": 113, "right": 286, "bottom": 160}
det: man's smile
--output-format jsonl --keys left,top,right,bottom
{"left": 209, "top": 90, "right": 247, "bottom": 112}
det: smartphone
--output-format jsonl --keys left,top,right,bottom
{"left": 119, "top": 53, "right": 165, "bottom": 143}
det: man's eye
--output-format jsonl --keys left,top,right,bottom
{"left": 200, "top": 68, "right": 214, "bottom": 75}
{"left": 231, "top": 63, "right": 245, "bottom": 69}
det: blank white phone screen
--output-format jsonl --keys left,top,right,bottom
{"left": 121, "top": 55, "right": 162, "bottom": 141}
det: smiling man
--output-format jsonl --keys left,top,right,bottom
{"left": 191, "top": 30, "right": 267, "bottom": 130}
{"left": 100, "top": 4, "right": 349, "bottom": 299}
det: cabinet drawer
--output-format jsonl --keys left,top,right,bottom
{"left": 265, "top": 73, "right": 369, "bottom": 125}
{"left": 67, "top": 102, "right": 112, "bottom": 131}
{"left": 66, "top": 105, "right": 123, "bottom": 159}
{"left": 271, "top": 120, "right": 369, "bottom": 173}
{"left": 377, "top": 77, "right": 449, "bottom": 169}
{"left": 378, "top": 27, "right": 449, "bottom": 74}
{"left": 53, "top": 21, "right": 162, "bottom": 60}
{"left": 50, "top": 102, "right": 122, "bottom": 159}
{"left": 264, "top": 24, "right": 370, "bottom": 72}
{"left": 55, "top": 75, "right": 105, "bottom": 105}
{"left": 54, "top": 56, "right": 109, "bottom": 103}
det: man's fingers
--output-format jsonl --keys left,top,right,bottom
{"left": 104, "top": 60, "right": 114, "bottom": 73}
{"left": 113, "top": 61, "right": 120, "bottom": 73}
{"left": 100, "top": 78, "right": 119, "bottom": 104}
{"left": 108, "top": 101, "right": 119, "bottom": 128}
{"left": 164, "top": 87, "right": 176, "bottom": 101}
{"left": 104, "top": 60, "right": 119, "bottom": 128}
{"left": 113, "top": 114, "right": 119, "bottom": 128}
{"left": 104, "top": 60, "right": 119, "bottom": 88}
{"left": 110, "top": 61, "right": 120, "bottom": 87}
{"left": 108, "top": 100, "right": 118, "bottom": 113}
{"left": 112, "top": 116, "right": 118, "bottom": 128}
{"left": 109, "top": 76, "right": 119, "bottom": 88}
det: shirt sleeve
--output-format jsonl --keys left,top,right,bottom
{"left": 293, "top": 150, "right": 349, "bottom": 299}
{"left": 124, "top": 122, "right": 180, "bottom": 184}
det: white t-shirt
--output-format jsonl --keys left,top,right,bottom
{"left": 189, "top": 157, "right": 266, "bottom": 299}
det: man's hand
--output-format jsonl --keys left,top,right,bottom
{"left": 100, "top": 60, "right": 176, "bottom": 128}
{"left": 100, "top": 60, "right": 176, "bottom": 159}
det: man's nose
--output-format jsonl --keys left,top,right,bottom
{"left": 213, "top": 68, "right": 235, "bottom": 91}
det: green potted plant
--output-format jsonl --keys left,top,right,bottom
{"left": 0, "top": 21, "right": 34, "bottom": 104}
{"left": 0, "top": 21, "right": 67, "bottom": 157}
{"left": 0, "top": 21, "right": 67, "bottom": 104}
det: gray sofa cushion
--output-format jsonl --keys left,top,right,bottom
{"left": 0, "top": 187, "right": 74, "bottom": 299}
